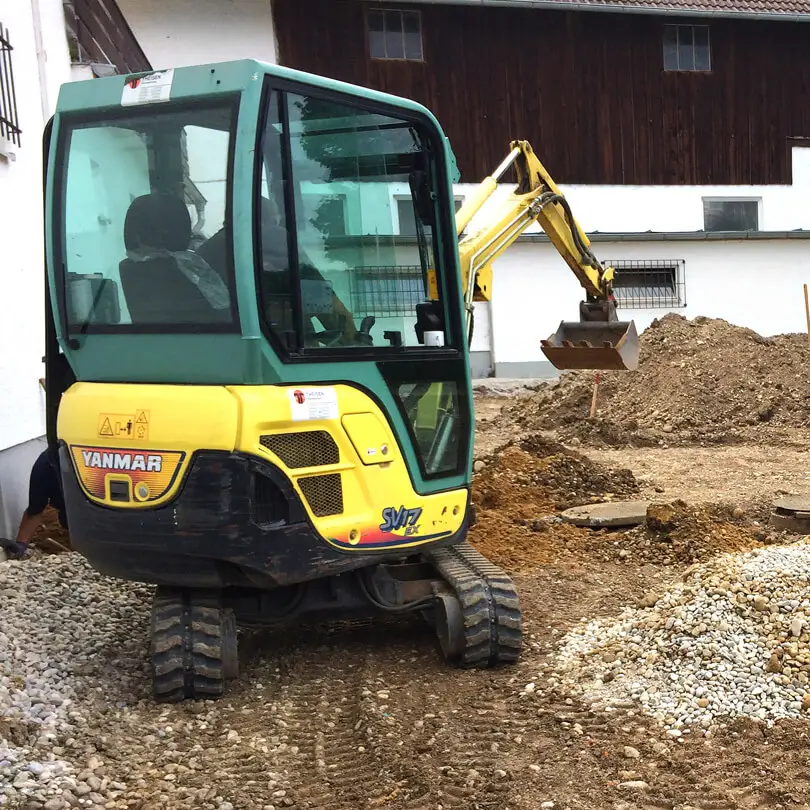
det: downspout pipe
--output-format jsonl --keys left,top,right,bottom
{"left": 385, "top": 0, "right": 810, "bottom": 24}
{"left": 30, "top": 0, "right": 50, "bottom": 122}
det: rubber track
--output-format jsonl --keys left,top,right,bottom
{"left": 426, "top": 541, "right": 522, "bottom": 668}
{"left": 150, "top": 588, "right": 226, "bottom": 702}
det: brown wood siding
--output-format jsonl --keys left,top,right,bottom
{"left": 272, "top": 0, "right": 810, "bottom": 185}
{"left": 67, "top": 0, "right": 151, "bottom": 74}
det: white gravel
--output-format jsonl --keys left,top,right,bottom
{"left": 552, "top": 538, "right": 810, "bottom": 735}
{"left": 0, "top": 553, "right": 150, "bottom": 808}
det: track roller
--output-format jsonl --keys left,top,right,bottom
{"left": 149, "top": 586, "right": 239, "bottom": 703}
{"left": 425, "top": 541, "right": 522, "bottom": 668}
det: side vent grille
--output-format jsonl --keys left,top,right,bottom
{"left": 298, "top": 473, "right": 344, "bottom": 517}
{"left": 260, "top": 430, "right": 339, "bottom": 469}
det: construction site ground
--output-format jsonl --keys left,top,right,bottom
{"left": 7, "top": 315, "right": 810, "bottom": 810}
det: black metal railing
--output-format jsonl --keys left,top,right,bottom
{"left": 0, "top": 23, "right": 21, "bottom": 148}
{"left": 605, "top": 258, "right": 686, "bottom": 310}
{"left": 350, "top": 265, "right": 427, "bottom": 317}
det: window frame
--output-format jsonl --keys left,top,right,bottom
{"left": 394, "top": 194, "right": 464, "bottom": 236}
{"left": 702, "top": 196, "right": 761, "bottom": 232}
{"left": 366, "top": 7, "right": 425, "bottom": 62}
{"left": 252, "top": 76, "right": 465, "bottom": 366}
{"left": 0, "top": 22, "right": 21, "bottom": 149}
{"left": 663, "top": 23, "right": 711, "bottom": 72}
{"left": 606, "top": 259, "right": 686, "bottom": 310}
{"left": 52, "top": 95, "right": 243, "bottom": 338}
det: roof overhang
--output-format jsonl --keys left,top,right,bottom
{"left": 382, "top": 0, "right": 810, "bottom": 23}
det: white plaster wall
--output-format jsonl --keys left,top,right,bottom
{"left": 0, "top": 0, "right": 75, "bottom": 454}
{"left": 488, "top": 239, "right": 810, "bottom": 368}
{"left": 0, "top": 0, "right": 77, "bottom": 539}
{"left": 117, "top": 0, "right": 278, "bottom": 70}
{"left": 455, "top": 150, "right": 810, "bottom": 238}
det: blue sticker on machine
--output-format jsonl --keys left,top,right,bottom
{"left": 379, "top": 506, "right": 423, "bottom": 536}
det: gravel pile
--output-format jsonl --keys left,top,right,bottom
{"left": 553, "top": 539, "right": 810, "bottom": 734}
{"left": 0, "top": 553, "right": 150, "bottom": 809}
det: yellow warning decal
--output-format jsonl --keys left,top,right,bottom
{"left": 97, "top": 410, "right": 150, "bottom": 441}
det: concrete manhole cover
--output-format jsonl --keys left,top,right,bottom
{"left": 561, "top": 500, "right": 651, "bottom": 528}
{"left": 770, "top": 496, "right": 810, "bottom": 533}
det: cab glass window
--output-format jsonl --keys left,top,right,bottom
{"left": 58, "top": 101, "right": 237, "bottom": 332}
{"left": 256, "top": 87, "right": 456, "bottom": 353}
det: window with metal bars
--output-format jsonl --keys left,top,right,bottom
{"left": 605, "top": 259, "right": 686, "bottom": 309}
{"left": 367, "top": 8, "right": 423, "bottom": 61}
{"left": 0, "top": 23, "right": 21, "bottom": 148}
{"left": 350, "top": 265, "right": 427, "bottom": 317}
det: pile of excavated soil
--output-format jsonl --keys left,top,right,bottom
{"left": 503, "top": 314, "right": 810, "bottom": 447}
{"left": 467, "top": 434, "right": 768, "bottom": 572}
{"left": 31, "top": 508, "right": 71, "bottom": 552}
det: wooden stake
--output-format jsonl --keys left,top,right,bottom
{"left": 589, "top": 372, "right": 600, "bottom": 418}
{"left": 805, "top": 283, "right": 810, "bottom": 348}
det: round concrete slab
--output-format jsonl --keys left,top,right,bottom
{"left": 561, "top": 500, "right": 652, "bottom": 528}
{"left": 770, "top": 496, "right": 810, "bottom": 533}
{"left": 773, "top": 496, "right": 810, "bottom": 515}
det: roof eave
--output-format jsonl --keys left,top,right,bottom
{"left": 385, "top": 0, "right": 810, "bottom": 23}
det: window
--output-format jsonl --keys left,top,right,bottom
{"left": 0, "top": 23, "right": 21, "bottom": 148}
{"left": 368, "top": 9, "right": 423, "bottom": 61}
{"left": 703, "top": 198, "right": 759, "bottom": 231}
{"left": 663, "top": 24, "right": 710, "bottom": 72}
{"left": 397, "top": 196, "right": 463, "bottom": 236}
{"left": 256, "top": 87, "right": 456, "bottom": 353}
{"left": 606, "top": 259, "right": 685, "bottom": 309}
{"left": 58, "top": 101, "right": 238, "bottom": 332}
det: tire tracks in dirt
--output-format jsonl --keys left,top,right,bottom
{"left": 269, "top": 620, "right": 438, "bottom": 809}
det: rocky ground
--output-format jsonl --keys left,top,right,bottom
{"left": 8, "top": 316, "right": 810, "bottom": 809}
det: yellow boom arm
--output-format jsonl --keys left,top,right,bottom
{"left": 433, "top": 140, "right": 638, "bottom": 372}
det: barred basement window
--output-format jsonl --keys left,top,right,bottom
{"left": 368, "top": 9, "right": 423, "bottom": 61}
{"left": 606, "top": 259, "right": 686, "bottom": 309}
{"left": 351, "top": 265, "right": 426, "bottom": 317}
{"left": 0, "top": 23, "right": 21, "bottom": 148}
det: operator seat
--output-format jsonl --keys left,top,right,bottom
{"left": 119, "top": 193, "right": 230, "bottom": 325}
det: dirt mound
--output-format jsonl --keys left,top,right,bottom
{"left": 504, "top": 314, "right": 810, "bottom": 447}
{"left": 467, "top": 434, "right": 768, "bottom": 572}
{"left": 473, "top": 433, "right": 640, "bottom": 514}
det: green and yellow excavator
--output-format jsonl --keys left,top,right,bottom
{"left": 41, "top": 59, "right": 637, "bottom": 701}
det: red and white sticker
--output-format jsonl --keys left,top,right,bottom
{"left": 288, "top": 386, "right": 339, "bottom": 422}
{"left": 121, "top": 69, "right": 174, "bottom": 106}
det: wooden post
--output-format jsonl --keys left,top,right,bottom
{"left": 589, "top": 372, "right": 600, "bottom": 418}
{"left": 805, "top": 284, "right": 810, "bottom": 348}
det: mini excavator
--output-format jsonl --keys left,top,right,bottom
{"left": 41, "top": 60, "right": 638, "bottom": 701}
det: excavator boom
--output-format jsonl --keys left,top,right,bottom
{"left": 447, "top": 140, "right": 639, "bottom": 372}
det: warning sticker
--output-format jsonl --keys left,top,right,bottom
{"left": 121, "top": 69, "right": 174, "bottom": 107}
{"left": 98, "top": 410, "right": 150, "bottom": 441}
{"left": 288, "top": 387, "right": 339, "bottom": 422}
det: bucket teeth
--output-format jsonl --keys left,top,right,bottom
{"left": 540, "top": 318, "right": 640, "bottom": 371}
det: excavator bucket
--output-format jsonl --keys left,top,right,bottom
{"left": 540, "top": 320, "right": 639, "bottom": 371}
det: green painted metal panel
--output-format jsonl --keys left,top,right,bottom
{"left": 45, "top": 59, "right": 472, "bottom": 493}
